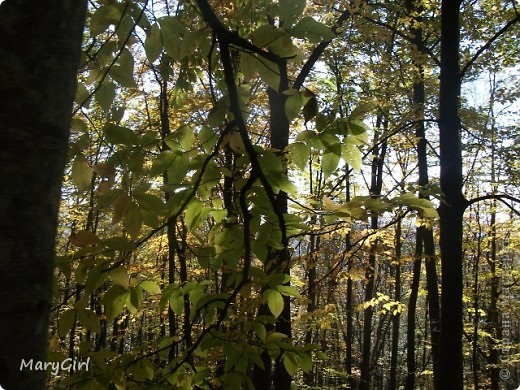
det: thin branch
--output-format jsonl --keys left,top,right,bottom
{"left": 466, "top": 194, "right": 520, "bottom": 216}
{"left": 460, "top": 14, "right": 520, "bottom": 79}
{"left": 293, "top": 8, "right": 352, "bottom": 90}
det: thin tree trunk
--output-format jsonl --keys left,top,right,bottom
{"left": 360, "top": 119, "right": 387, "bottom": 390}
{"left": 389, "top": 220, "right": 402, "bottom": 389}
{"left": 405, "top": 230, "right": 422, "bottom": 390}
{"left": 0, "top": 2, "right": 87, "bottom": 388}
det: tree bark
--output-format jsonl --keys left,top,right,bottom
{"left": 438, "top": 1, "right": 467, "bottom": 389}
{"left": 0, "top": 2, "right": 86, "bottom": 388}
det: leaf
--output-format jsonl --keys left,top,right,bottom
{"left": 140, "top": 280, "right": 161, "bottom": 294}
{"left": 71, "top": 153, "right": 93, "bottom": 192}
{"left": 110, "top": 48, "right": 136, "bottom": 88}
{"left": 104, "top": 123, "right": 138, "bottom": 146}
{"left": 75, "top": 82, "right": 91, "bottom": 107}
{"left": 102, "top": 285, "right": 128, "bottom": 321}
{"left": 303, "top": 95, "right": 318, "bottom": 123}
{"left": 58, "top": 309, "right": 76, "bottom": 338}
{"left": 283, "top": 352, "right": 298, "bottom": 376}
{"left": 322, "top": 148, "right": 341, "bottom": 178}
{"left": 252, "top": 25, "right": 284, "bottom": 48}
{"left": 288, "top": 142, "right": 310, "bottom": 170}
{"left": 290, "top": 17, "right": 336, "bottom": 43}
{"left": 253, "top": 322, "right": 267, "bottom": 342}
{"left": 124, "top": 202, "right": 142, "bottom": 239}
{"left": 95, "top": 80, "right": 116, "bottom": 112}
{"left": 103, "top": 236, "right": 135, "bottom": 251}
{"left": 256, "top": 56, "right": 281, "bottom": 90}
{"left": 285, "top": 91, "right": 303, "bottom": 121}
{"left": 177, "top": 124, "right": 195, "bottom": 151}
{"left": 85, "top": 264, "right": 107, "bottom": 294}
{"left": 76, "top": 309, "right": 101, "bottom": 333}
{"left": 184, "top": 200, "right": 209, "bottom": 232}
{"left": 145, "top": 23, "right": 163, "bottom": 63}
{"left": 278, "top": 0, "right": 306, "bottom": 26}
{"left": 267, "top": 289, "right": 284, "bottom": 318}
{"left": 342, "top": 143, "right": 362, "bottom": 171}
{"left": 90, "top": 4, "right": 122, "bottom": 36}
{"left": 110, "top": 266, "right": 129, "bottom": 289}
{"left": 112, "top": 192, "right": 131, "bottom": 224}
{"left": 162, "top": 31, "right": 182, "bottom": 61}
{"left": 277, "top": 285, "right": 301, "bottom": 298}
{"left": 69, "top": 230, "right": 101, "bottom": 247}
{"left": 229, "top": 132, "right": 246, "bottom": 154}
{"left": 349, "top": 102, "right": 374, "bottom": 121}
{"left": 151, "top": 151, "right": 176, "bottom": 176}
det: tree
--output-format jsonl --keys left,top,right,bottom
{"left": 0, "top": 1, "right": 87, "bottom": 389}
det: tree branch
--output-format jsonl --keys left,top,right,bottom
{"left": 293, "top": 9, "right": 352, "bottom": 90}
{"left": 460, "top": 14, "right": 520, "bottom": 79}
{"left": 466, "top": 194, "right": 520, "bottom": 216}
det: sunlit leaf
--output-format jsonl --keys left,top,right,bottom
{"left": 266, "top": 289, "right": 284, "bottom": 318}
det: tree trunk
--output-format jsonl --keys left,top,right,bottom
{"left": 0, "top": 2, "right": 86, "bottom": 389}
{"left": 389, "top": 220, "right": 401, "bottom": 389}
{"left": 438, "top": 1, "right": 467, "bottom": 389}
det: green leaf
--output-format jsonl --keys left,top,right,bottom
{"left": 169, "top": 293, "right": 184, "bottom": 315}
{"left": 110, "top": 48, "right": 136, "bottom": 88}
{"left": 285, "top": 91, "right": 303, "bottom": 121}
{"left": 140, "top": 280, "right": 161, "bottom": 294}
{"left": 104, "top": 123, "right": 138, "bottom": 146}
{"left": 278, "top": 0, "right": 306, "bottom": 26}
{"left": 185, "top": 200, "right": 210, "bottom": 232}
{"left": 342, "top": 143, "right": 362, "bottom": 171}
{"left": 145, "top": 24, "right": 163, "bottom": 63}
{"left": 283, "top": 352, "right": 298, "bottom": 376}
{"left": 150, "top": 151, "right": 176, "bottom": 176}
{"left": 288, "top": 142, "right": 310, "bottom": 170}
{"left": 162, "top": 31, "right": 182, "bottom": 61}
{"left": 58, "top": 309, "right": 76, "bottom": 338}
{"left": 177, "top": 124, "right": 195, "bottom": 151}
{"left": 76, "top": 309, "right": 101, "bottom": 333}
{"left": 303, "top": 95, "right": 318, "bottom": 123}
{"left": 124, "top": 202, "right": 142, "bottom": 239}
{"left": 277, "top": 285, "right": 301, "bottom": 298}
{"left": 299, "top": 352, "right": 313, "bottom": 373}
{"left": 349, "top": 102, "right": 374, "bottom": 121}
{"left": 110, "top": 266, "right": 129, "bottom": 289}
{"left": 90, "top": 5, "right": 122, "bottom": 36}
{"left": 75, "top": 82, "right": 91, "bottom": 107}
{"left": 322, "top": 147, "right": 341, "bottom": 178}
{"left": 253, "top": 322, "right": 267, "bottom": 342}
{"left": 256, "top": 56, "right": 281, "bottom": 90}
{"left": 290, "top": 17, "right": 336, "bottom": 43}
{"left": 134, "top": 192, "right": 165, "bottom": 215}
{"left": 252, "top": 25, "right": 284, "bottom": 48}
{"left": 95, "top": 80, "right": 116, "bottom": 112}
{"left": 101, "top": 285, "right": 128, "bottom": 321}
{"left": 103, "top": 236, "right": 135, "bottom": 251}
{"left": 71, "top": 153, "right": 93, "bottom": 192}
{"left": 85, "top": 264, "right": 107, "bottom": 294}
{"left": 128, "top": 285, "right": 143, "bottom": 313}
{"left": 267, "top": 289, "right": 284, "bottom": 318}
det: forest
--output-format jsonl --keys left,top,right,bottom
{"left": 0, "top": 0, "right": 519, "bottom": 389}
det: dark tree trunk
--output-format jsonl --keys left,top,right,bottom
{"left": 360, "top": 120, "right": 387, "bottom": 390}
{"left": 389, "top": 220, "right": 401, "bottom": 390}
{"left": 438, "top": 1, "right": 467, "bottom": 389}
{"left": 405, "top": 233, "right": 422, "bottom": 390}
{"left": 0, "top": 2, "right": 86, "bottom": 389}
{"left": 408, "top": 3, "right": 442, "bottom": 382}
